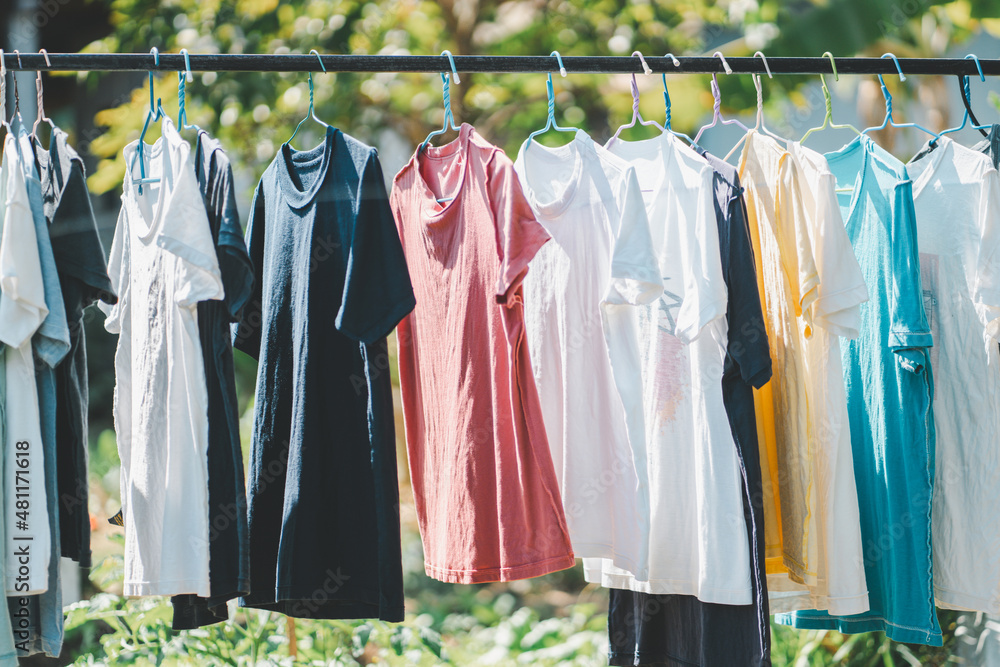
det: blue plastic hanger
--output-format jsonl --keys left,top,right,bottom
{"left": 287, "top": 50, "right": 329, "bottom": 148}
{"left": 660, "top": 52, "right": 695, "bottom": 144}
{"left": 693, "top": 52, "right": 749, "bottom": 147}
{"left": 419, "top": 50, "right": 461, "bottom": 153}
{"left": 930, "top": 54, "right": 989, "bottom": 146}
{"left": 130, "top": 48, "right": 165, "bottom": 195}
{"left": 525, "top": 51, "right": 578, "bottom": 148}
{"left": 176, "top": 48, "right": 202, "bottom": 134}
{"left": 607, "top": 51, "right": 662, "bottom": 147}
{"left": 862, "top": 53, "right": 937, "bottom": 139}
{"left": 801, "top": 52, "right": 861, "bottom": 144}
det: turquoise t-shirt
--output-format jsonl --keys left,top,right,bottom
{"left": 774, "top": 135, "right": 941, "bottom": 646}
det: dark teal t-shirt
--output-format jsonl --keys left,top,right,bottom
{"left": 233, "top": 126, "right": 415, "bottom": 621}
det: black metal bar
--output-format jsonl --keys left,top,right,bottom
{"left": 0, "top": 53, "right": 998, "bottom": 76}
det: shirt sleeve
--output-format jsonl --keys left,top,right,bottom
{"left": 487, "top": 150, "right": 551, "bottom": 306}
{"left": 211, "top": 152, "right": 254, "bottom": 323}
{"left": 0, "top": 158, "right": 49, "bottom": 348}
{"left": 973, "top": 166, "right": 1000, "bottom": 342}
{"left": 99, "top": 203, "right": 128, "bottom": 334}
{"left": 674, "top": 165, "right": 728, "bottom": 343}
{"left": 232, "top": 181, "right": 265, "bottom": 360}
{"left": 807, "top": 170, "right": 868, "bottom": 339}
{"left": 158, "top": 158, "right": 224, "bottom": 308}
{"left": 888, "top": 178, "right": 933, "bottom": 373}
{"left": 727, "top": 174, "right": 772, "bottom": 389}
{"left": 776, "top": 153, "right": 821, "bottom": 337}
{"left": 604, "top": 166, "right": 663, "bottom": 307}
{"left": 335, "top": 150, "right": 416, "bottom": 344}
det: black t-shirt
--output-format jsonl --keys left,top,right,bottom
{"left": 34, "top": 129, "right": 116, "bottom": 569}
{"left": 233, "top": 127, "right": 415, "bottom": 621}
{"left": 608, "top": 149, "right": 773, "bottom": 667}
{"left": 170, "top": 132, "right": 255, "bottom": 630}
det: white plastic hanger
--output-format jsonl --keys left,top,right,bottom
{"left": 693, "top": 52, "right": 749, "bottom": 147}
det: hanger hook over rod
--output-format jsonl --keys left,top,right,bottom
{"left": 880, "top": 52, "right": 905, "bottom": 82}
{"left": 550, "top": 50, "right": 567, "bottom": 78}
{"left": 753, "top": 51, "right": 772, "bottom": 78}
{"left": 631, "top": 51, "right": 651, "bottom": 75}
{"left": 712, "top": 51, "right": 732, "bottom": 75}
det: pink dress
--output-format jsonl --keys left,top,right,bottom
{"left": 391, "top": 123, "right": 575, "bottom": 583}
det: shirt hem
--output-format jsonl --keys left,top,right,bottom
{"left": 424, "top": 553, "right": 575, "bottom": 584}
{"left": 124, "top": 579, "right": 211, "bottom": 597}
{"left": 773, "top": 613, "right": 943, "bottom": 646}
{"left": 935, "top": 586, "right": 1000, "bottom": 614}
{"left": 590, "top": 571, "right": 752, "bottom": 605}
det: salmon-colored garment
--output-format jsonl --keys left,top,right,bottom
{"left": 390, "top": 124, "right": 575, "bottom": 583}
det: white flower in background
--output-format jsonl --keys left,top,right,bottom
{"left": 746, "top": 22, "right": 779, "bottom": 50}
{"left": 728, "top": 0, "right": 759, "bottom": 24}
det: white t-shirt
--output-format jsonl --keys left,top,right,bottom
{"left": 906, "top": 136, "right": 1000, "bottom": 613}
{"left": 765, "top": 140, "right": 870, "bottom": 616}
{"left": 100, "top": 117, "right": 223, "bottom": 597}
{"left": 514, "top": 131, "right": 662, "bottom": 576}
{"left": 585, "top": 132, "right": 752, "bottom": 604}
{"left": 0, "top": 134, "right": 50, "bottom": 595}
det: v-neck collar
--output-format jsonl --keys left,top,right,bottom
{"left": 824, "top": 134, "right": 871, "bottom": 236}
{"left": 907, "top": 135, "right": 950, "bottom": 200}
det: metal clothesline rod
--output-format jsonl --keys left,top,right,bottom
{"left": 1, "top": 53, "right": 999, "bottom": 76}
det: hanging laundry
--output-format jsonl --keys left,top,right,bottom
{"left": 906, "top": 135, "right": 1000, "bottom": 614}
{"left": 0, "top": 125, "right": 54, "bottom": 601}
{"left": 0, "top": 128, "right": 40, "bottom": 664}
{"left": 171, "top": 131, "right": 252, "bottom": 630}
{"left": 775, "top": 134, "right": 940, "bottom": 646}
{"left": 737, "top": 130, "right": 870, "bottom": 615}
{"left": 233, "top": 126, "right": 412, "bottom": 620}
{"left": 764, "top": 140, "right": 869, "bottom": 615}
{"left": 584, "top": 132, "right": 751, "bottom": 604}
{"left": 607, "top": 144, "right": 774, "bottom": 667}
{"left": 513, "top": 129, "right": 661, "bottom": 575}
{"left": 32, "top": 127, "right": 115, "bottom": 571}
{"left": 100, "top": 115, "right": 223, "bottom": 598}
{"left": 391, "top": 122, "right": 575, "bottom": 584}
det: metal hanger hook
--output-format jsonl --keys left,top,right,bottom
{"left": 550, "top": 51, "right": 567, "bottom": 78}
{"left": 179, "top": 48, "right": 193, "bottom": 83}
{"left": 439, "top": 49, "right": 459, "bottom": 85}
{"left": 753, "top": 51, "right": 772, "bottom": 78}
{"left": 712, "top": 51, "right": 732, "bottom": 75}
{"left": 631, "top": 51, "right": 651, "bottom": 75}
{"left": 710, "top": 73, "right": 721, "bottom": 113}
{"left": 822, "top": 51, "right": 839, "bottom": 81}
{"left": 151, "top": 46, "right": 159, "bottom": 67}
{"left": 965, "top": 54, "right": 985, "bottom": 82}
{"left": 310, "top": 48, "right": 327, "bottom": 73}
{"left": 663, "top": 52, "right": 681, "bottom": 68}
{"left": 881, "top": 52, "right": 905, "bottom": 82}
{"left": 13, "top": 50, "right": 21, "bottom": 69}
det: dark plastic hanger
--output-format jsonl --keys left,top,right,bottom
{"left": 958, "top": 54, "right": 989, "bottom": 138}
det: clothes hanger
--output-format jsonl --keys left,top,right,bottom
{"left": 931, "top": 54, "right": 989, "bottom": 146}
{"left": 692, "top": 52, "right": 749, "bottom": 147}
{"left": 659, "top": 52, "right": 695, "bottom": 145}
{"left": 723, "top": 51, "right": 785, "bottom": 161}
{"left": 418, "top": 50, "right": 461, "bottom": 154}
{"left": 800, "top": 51, "right": 862, "bottom": 145}
{"left": 861, "top": 53, "right": 938, "bottom": 139}
{"left": 31, "top": 49, "right": 56, "bottom": 145}
{"left": 10, "top": 51, "right": 22, "bottom": 124}
{"left": 959, "top": 54, "right": 989, "bottom": 138}
{"left": 606, "top": 51, "right": 662, "bottom": 148}
{"left": 525, "top": 51, "right": 578, "bottom": 149}
{"left": 287, "top": 49, "right": 329, "bottom": 148}
{"left": 176, "top": 48, "right": 203, "bottom": 135}
{"left": 0, "top": 50, "right": 9, "bottom": 140}
{"left": 130, "top": 48, "right": 166, "bottom": 195}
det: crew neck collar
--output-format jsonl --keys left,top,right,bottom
{"left": 516, "top": 129, "right": 591, "bottom": 218}
{"left": 277, "top": 125, "right": 338, "bottom": 209}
